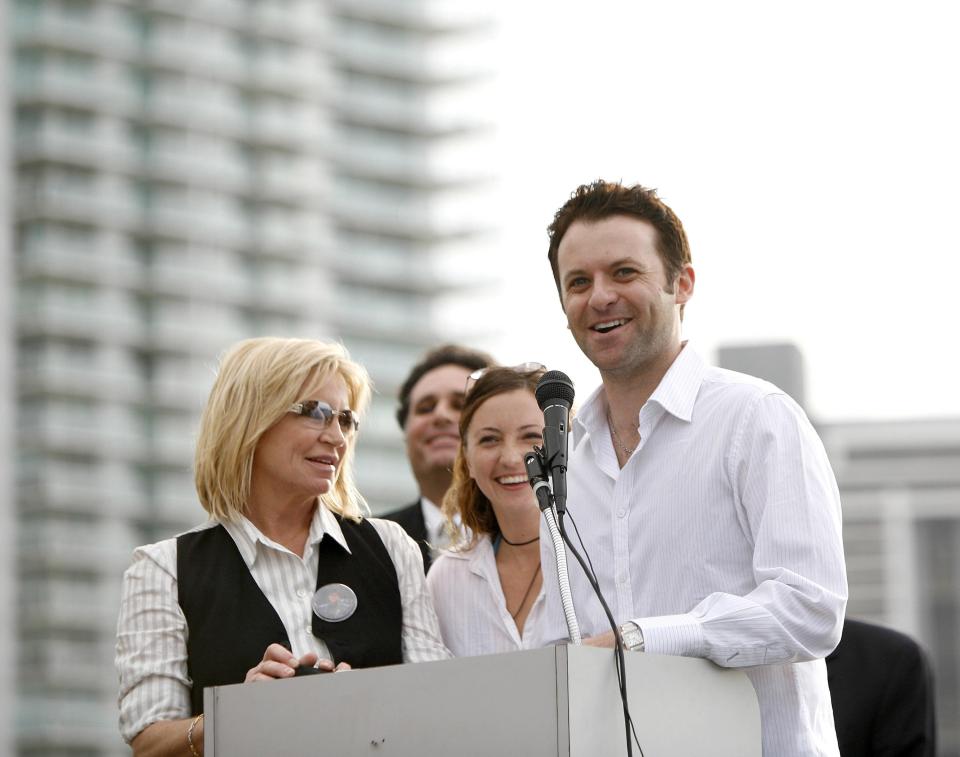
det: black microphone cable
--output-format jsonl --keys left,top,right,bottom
{"left": 528, "top": 455, "right": 643, "bottom": 756}
{"left": 562, "top": 509, "right": 643, "bottom": 753}
{"left": 533, "top": 370, "right": 643, "bottom": 755}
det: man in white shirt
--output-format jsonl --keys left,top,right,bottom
{"left": 538, "top": 180, "right": 848, "bottom": 757}
{"left": 383, "top": 344, "right": 493, "bottom": 571}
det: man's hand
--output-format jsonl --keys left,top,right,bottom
{"left": 582, "top": 630, "right": 618, "bottom": 649}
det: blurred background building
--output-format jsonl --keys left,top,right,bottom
{"left": 2, "top": 0, "right": 17, "bottom": 752}
{"left": 720, "top": 343, "right": 960, "bottom": 757}
{"left": 7, "top": 0, "right": 497, "bottom": 753}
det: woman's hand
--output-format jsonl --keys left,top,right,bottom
{"left": 308, "top": 659, "right": 352, "bottom": 673}
{"left": 245, "top": 643, "right": 320, "bottom": 682}
{"left": 244, "top": 644, "right": 351, "bottom": 681}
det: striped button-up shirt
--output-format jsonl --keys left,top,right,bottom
{"left": 537, "top": 344, "right": 847, "bottom": 757}
{"left": 116, "top": 504, "right": 450, "bottom": 743}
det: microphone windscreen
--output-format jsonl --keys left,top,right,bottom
{"left": 535, "top": 370, "right": 575, "bottom": 410}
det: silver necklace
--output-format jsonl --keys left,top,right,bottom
{"left": 607, "top": 411, "right": 636, "bottom": 457}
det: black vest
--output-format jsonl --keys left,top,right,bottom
{"left": 177, "top": 518, "right": 403, "bottom": 715}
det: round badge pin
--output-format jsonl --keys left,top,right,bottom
{"left": 312, "top": 583, "right": 358, "bottom": 622}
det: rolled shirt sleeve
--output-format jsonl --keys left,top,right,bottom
{"left": 115, "top": 540, "right": 192, "bottom": 744}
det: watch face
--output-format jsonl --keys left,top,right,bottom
{"left": 620, "top": 623, "right": 643, "bottom": 651}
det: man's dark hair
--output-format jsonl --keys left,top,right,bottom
{"left": 396, "top": 344, "right": 495, "bottom": 429}
{"left": 546, "top": 180, "right": 692, "bottom": 315}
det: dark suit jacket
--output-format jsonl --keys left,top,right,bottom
{"left": 827, "top": 618, "right": 936, "bottom": 757}
{"left": 381, "top": 500, "right": 431, "bottom": 572}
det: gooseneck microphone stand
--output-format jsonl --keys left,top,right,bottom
{"left": 529, "top": 370, "right": 641, "bottom": 757}
{"left": 524, "top": 449, "right": 582, "bottom": 645}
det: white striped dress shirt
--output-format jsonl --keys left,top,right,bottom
{"left": 420, "top": 496, "right": 455, "bottom": 556}
{"left": 427, "top": 535, "right": 545, "bottom": 657}
{"left": 536, "top": 344, "right": 847, "bottom": 757}
{"left": 115, "top": 504, "right": 450, "bottom": 744}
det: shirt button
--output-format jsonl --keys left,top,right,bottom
{"left": 617, "top": 509, "right": 626, "bottom": 518}
{"left": 297, "top": 589, "right": 308, "bottom": 598}
{"left": 617, "top": 574, "right": 628, "bottom": 584}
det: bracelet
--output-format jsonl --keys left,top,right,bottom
{"left": 187, "top": 713, "right": 204, "bottom": 757}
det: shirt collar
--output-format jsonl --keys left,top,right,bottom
{"left": 314, "top": 502, "right": 351, "bottom": 553}
{"left": 466, "top": 534, "right": 496, "bottom": 576}
{"left": 645, "top": 342, "right": 705, "bottom": 423}
{"left": 442, "top": 533, "right": 494, "bottom": 568}
{"left": 221, "top": 499, "right": 351, "bottom": 569}
{"left": 572, "top": 383, "right": 609, "bottom": 448}
{"left": 572, "top": 342, "right": 706, "bottom": 447}
{"left": 420, "top": 496, "right": 444, "bottom": 540}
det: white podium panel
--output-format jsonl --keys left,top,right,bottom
{"left": 204, "top": 645, "right": 760, "bottom": 756}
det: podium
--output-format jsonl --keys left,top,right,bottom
{"left": 204, "top": 645, "right": 760, "bottom": 756}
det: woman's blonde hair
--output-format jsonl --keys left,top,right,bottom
{"left": 441, "top": 366, "right": 545, "bottom": 549}
{"left": 194, "top": 337, "right": 372, "bottom": 522}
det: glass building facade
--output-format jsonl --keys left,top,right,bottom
{"left": 7, "top": 0, "right": 497, "bottom": 753}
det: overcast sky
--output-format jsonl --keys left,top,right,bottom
{"left": 490, "top": 1, "right": 960, "bottom": 422}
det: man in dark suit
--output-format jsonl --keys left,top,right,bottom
{"left": 382, "top": 344, "right": 494, "bottom": 571}
{"left": 827, "top": 617, "right": 936, "bottom": 757}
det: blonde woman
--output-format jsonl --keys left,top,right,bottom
{"left": 116, "top": 338, "right": 448, "bottom": 756}
{"left": 427, "top": 365, "right": 547, "bottom": 657}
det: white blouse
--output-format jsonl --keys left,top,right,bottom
{"left": 427, "top": 535, "right": 545, "bottom": 658}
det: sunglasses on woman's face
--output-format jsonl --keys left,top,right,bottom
{"left": 288, "top": 400, "right": 359, "bottom": 434}
{"left": 465, "top": 362, "right": 546, "bottom": 394}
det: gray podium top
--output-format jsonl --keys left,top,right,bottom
{"left": 204, "top": 645, "right": 760, "bottom": 756}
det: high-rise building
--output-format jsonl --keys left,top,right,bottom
{"left": 2, "top": 2, "right": 17, "bottom": 754}
{"left": 8, "top": 1, "right": 497, "bottom": 753}
{"left": 325, "top": 0, "right": 499, "bottom": 510}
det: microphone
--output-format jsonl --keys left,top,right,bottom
{"left": 524, "top": 451, "right": 553, "bottom": 512}
{"left": 535, "top": 371, "right": 575, "bottom": 514}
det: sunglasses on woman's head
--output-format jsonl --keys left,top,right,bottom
{"left": 465, "top": 362, "right": 546, "bottom": 394}
{"left": 288, "top": 400, "right": 359, "bottom": 434}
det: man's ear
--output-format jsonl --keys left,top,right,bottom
{"left": 675, "top": 264, "right": 695, "bottom": 305}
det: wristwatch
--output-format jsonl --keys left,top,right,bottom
{"left": 618, "top": 621, "right": 645, "bottom": 652}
